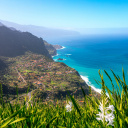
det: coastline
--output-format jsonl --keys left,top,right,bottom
{"left": 57, "top": 46, "right": 66, "bottom": 50}
{"left": 52, "top": 46, "right": 66, "bottom": 57}
{"left": 80, "top": 75, "right": 109, "bottom": 97}
{"left": 53, "top": 45, "right": 102, "bottom": 95}
{"left": 52, "top": 53, "right": 60, "bottom": 58}
{"left": 80, "top": 75, "right": 101, "bottom": 94}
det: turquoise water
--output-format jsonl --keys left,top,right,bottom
{"left": 53, "top": 36, "right": 128, "bottom": 92}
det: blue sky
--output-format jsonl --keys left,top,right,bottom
{"left": 0, "top": 0, "right": 128, "bottom": 30}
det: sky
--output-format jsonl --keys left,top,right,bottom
{"left": 0, "top": 0, "right": 128, "bottom": 31}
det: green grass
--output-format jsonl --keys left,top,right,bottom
{"left": 24, "top": 70, "right": 33, "bottom": 73}
{"left": 0, "top": 69, "right": 128, "bottom": 128}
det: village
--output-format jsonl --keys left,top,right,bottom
{"left": 1, "top": 52, "right": 92, "bottom": 102}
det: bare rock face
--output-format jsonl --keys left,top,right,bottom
{"left": 53, "top": 45, "right": 63, "bottom": 50}
{"left": 44, "top": 40, "right": 57, "bottom": 56}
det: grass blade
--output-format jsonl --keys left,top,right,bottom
{"left": 68, "top": 91, "right": 81, "bottom": 117}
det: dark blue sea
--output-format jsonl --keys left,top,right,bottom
{"left": 52, "top": 35, "right": 128, "bottom": 93}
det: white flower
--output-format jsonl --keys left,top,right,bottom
{"left": 106, "top": 115, "right": 114, "bottom": 126}
{"left": 99, "top": 102, "right": 104, "bottom": 112}
{"left": 96, "top": 102, "right": 115, "bottom": 126}
{"left": 65, "top": 101, "right": 72, "bottom": 112}
{"left": 106, "top": 104, "right": 115, "bottom": 112}
{"left": 96, "top": 112, "right": 104, "bottom": 122}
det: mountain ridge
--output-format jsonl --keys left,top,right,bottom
{"left": 0, "top": 19, "right": 80, "bottom": 40}
{"left": 0, "top": 22, "right": 100, "bottom": 103}
{"left": 0, "top": 25, "right": 51, "bottom": 58}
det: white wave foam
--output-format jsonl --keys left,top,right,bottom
{"left": 53, "top": 59, "right": 57, "bottom": 61}
{"left": 52, "top": 54, "right": 60, "bottom": 58}
{"left": 65, "top": 54, "right": 72, "bottom": 55}
{"left": 61, "top": 46, "right": 66, "bottom": 49}
{"left": 80, "top": 75, "right": 102, "bottom": 94}
{"left": 58, "top": 46, "right": 66, "bottom": 50}
{"left": 80, "top": 75, "right": 109, "bottom": 97}
{"left": 54, "top": 58, "right": 66, "bottom": 61}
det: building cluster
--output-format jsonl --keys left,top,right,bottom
{"left": 9, "top": 54, "right": 76, "bottom": 91}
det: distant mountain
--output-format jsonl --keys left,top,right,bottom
{"left": 0, "top": 22, "right": 4, "bottom": 26}
{"left": 0, "top": 20, "right": 80, "bottom": 41}
{"left": 0, "top": 25, "right": 51, "bottom": 58}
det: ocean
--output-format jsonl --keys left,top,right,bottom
{"left": 52, "top": 35, "right": 128, "bottom": 94}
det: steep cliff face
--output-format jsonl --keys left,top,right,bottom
{"left": 0, "top": 26, "right": 52, "bottom": 59}
{"left": 44, "top": 40, "right": 57, "bottom": 56}
{"left": 53, "top": 45, "right": 63, "bottom": 50}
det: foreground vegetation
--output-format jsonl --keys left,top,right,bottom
{"left": 0, "top": 69, "right": 128, "bottom": 128}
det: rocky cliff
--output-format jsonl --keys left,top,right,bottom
{"left": 53, "top": 45, "right": 63, "bottom": 50}
{"left": 44, "top": 40, "right": 57, "bottom": 56}
{"left": 0, "top": 25, "right": 51, "bottom": 59}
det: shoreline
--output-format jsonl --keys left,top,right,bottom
{"left": 52, "top": 53, "right": 59, "bottom": 58}
{"left": 80, "top": 75, "right": 109, "bottom": 97}
{"left": 52, "top": 46, "right": 65, "bottom": 58}
{"left": 57, "top": 46, "right": 66, "bottom": 50}
{"left": 53, "top": 45, "right": 103, "bottom": 95}
{"left": 80, "top": 75, "right": 102, "bottom": 94}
